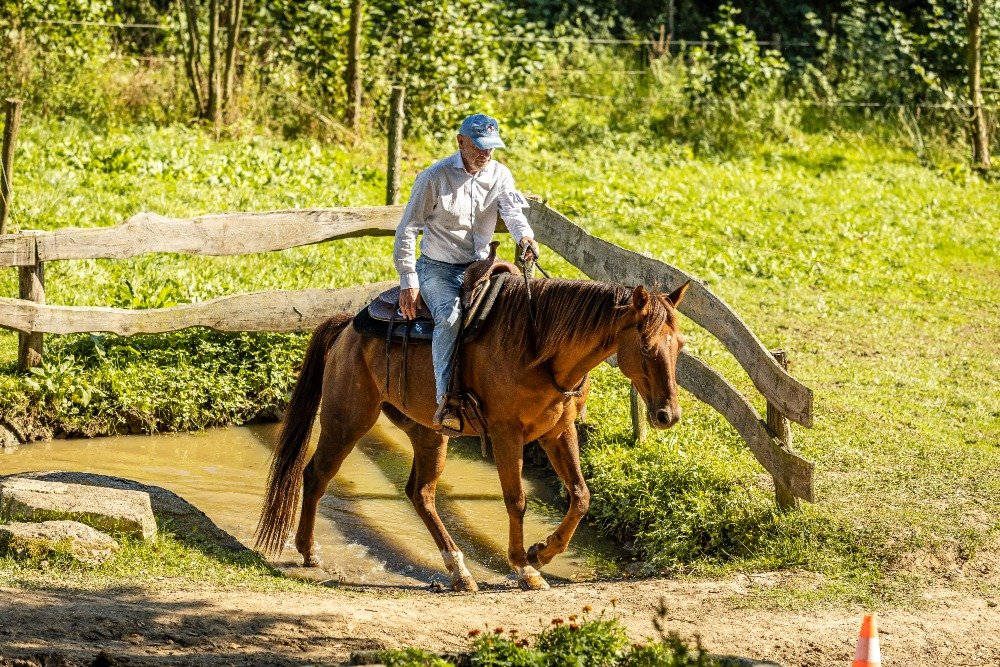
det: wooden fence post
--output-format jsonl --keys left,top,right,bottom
{"left": 18, "top": 256, "right": 44, "bottom": 371}
{"left": 630, "top": 383, "right": 648, "bottom": 443}
{"left": 385, "top": 86, "right": 404, "bottom": 206}
{"left": 1, "top": 98, "right": 24, "bottom": 235}
{"left": 767, "top": 349, "right": 798, "bottom": 510}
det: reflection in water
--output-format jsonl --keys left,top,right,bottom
{"left": 0, "top": 417, "right": 622, "bottom": 586}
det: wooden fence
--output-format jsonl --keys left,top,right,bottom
{"left": 0, "top": 200, "right": 814, "bottom": 507}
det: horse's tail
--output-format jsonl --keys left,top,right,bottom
{"left": 255, "top": 313, "right": 352, "bottom": 556}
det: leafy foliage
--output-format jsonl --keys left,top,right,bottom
{"left": 798, "top": 0, "right": 1000, "bottom": 108}
{"left": 382, "top": 618, "right": 718, "bottom": 667}
{"left": 261, "top": 0, "right": 548, "bottom": 135}
{"left": 686, "top": 4, "right": 789, "bottom": 100}
{"left": 377, "top": 648, "right": 456, "bottom": 667}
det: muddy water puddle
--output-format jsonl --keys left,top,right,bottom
{"left": 0, "top": 417, "right": 622, "bottom": 587}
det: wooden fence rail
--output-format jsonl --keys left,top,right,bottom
{"left": 0, "top": 207, "right": 403, "bottom": 267}
{"left": 0, "top": 200, "right": 815, "bottom": 506}
{"left": 0, "top": 283, "right": 393, "bottom": 336}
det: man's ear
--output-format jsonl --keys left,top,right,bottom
{"left": 667, "top": 280, "right": 690, "bottom": 308}
{"left": 632, "top": 285, "right": 650, "bottom": 313}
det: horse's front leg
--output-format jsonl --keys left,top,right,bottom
{"left": 526, "top": 422, "right": 590, "bottom": 569}
{"left": 492, "top": 424, "right": 549, "bottom": 590}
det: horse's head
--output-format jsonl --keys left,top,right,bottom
{"left": 615, "top": 281, "right": 690, "bottom": 429}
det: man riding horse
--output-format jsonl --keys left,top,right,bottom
{"left": 393, "top": 113, "right": 540, "bottom": 432}
{"left": 256, "top": 113, "right": 689, "bottom": 592}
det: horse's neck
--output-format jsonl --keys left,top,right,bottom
{"left": 547, "top": 323, "right": 621, "bottom": 389}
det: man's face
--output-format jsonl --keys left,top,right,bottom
{"left": 457, "top": 134, "right": 494, "bottom": 174}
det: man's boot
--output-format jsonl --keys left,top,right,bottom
{"left": 433, "top": 395, "right": 462, "bottom": 432}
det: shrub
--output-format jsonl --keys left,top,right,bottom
{"left": 684, "top": 4, "right": 789, "bottom": 101}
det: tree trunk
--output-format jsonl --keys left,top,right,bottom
{"left": 207, "top": 0, "right": 221, "bottom": 125}
{"left": 178, "top": 0, "right": 204, "bottom": 115}
{"left": 968, "top": 0, "right": 992, "bottom": 170}
{"left": 222, "top": 0, "right": 244, "bottom": 112}
{"left": 346, "top": 0, "right": 363, "bottom": 132}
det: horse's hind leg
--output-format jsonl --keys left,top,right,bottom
{"left": 295, "top": 383, "right": 381, "bottom": 567}
{"left": 383, "top": 406, "right": 478, "bottom": 592}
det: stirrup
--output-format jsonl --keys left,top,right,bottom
{"left": 433, "top": 397, "right": 462, "bottom": 435}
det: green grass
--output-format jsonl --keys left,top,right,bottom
{"left": 379, "top": 616, "right": 717, "bottom": 666}
{"left": 1, "top": 117, "right": 998, "bottom": 603}
{"left": 0, "top": 517, "right": 305, "bottom": 593}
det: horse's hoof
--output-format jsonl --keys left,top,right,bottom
{"left": 452, "top": 575, "right": 479, "bottom": 593}
{"left": 517, "top": 569, "right": 550, "bottom": 591}
{"left": 302, "top": 554, "right": 322, "bottom": 568}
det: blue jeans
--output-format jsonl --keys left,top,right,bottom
{"left": 416, "top": 255, "right": 468, "bottom": 403}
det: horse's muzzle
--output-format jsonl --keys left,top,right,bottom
{"left": 651, "top": 406, "right": 681, "bottom": 429}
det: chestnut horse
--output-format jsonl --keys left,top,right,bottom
{"left": 255, "top": 277, "right": 689, "bottom": 591}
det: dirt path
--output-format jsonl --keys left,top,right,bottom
{"left": 3, "top": 577, "right": 998, "bottom": 666}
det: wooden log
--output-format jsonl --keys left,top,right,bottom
{"left": 529, "top": 201, "right": 814, "bottom": 428}
{"left": 0, "top": 282, "right": 393, "bottom": 336}
{"left": 0, "top": 206, "right": 404, "bottom": 267}
{"left": 766, "top": 349, "right": 798, "bottom": 510}
{"left": 386, "top": 86, "right": 404, "bottom": 206}
{"left": 1, "top": 98, "right": 23, "bottom": 235}
{"left": 17, "top": 260, "right": 43, "bottom": 370}
{"left": 677, "top": 351, "right": 814, "bottom": 502}
{"left": 629, "top": 383, "right": 648, "bottom": 443}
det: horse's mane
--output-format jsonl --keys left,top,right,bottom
{"left": 492, "top": 278, "right": 676, "bottom": 366}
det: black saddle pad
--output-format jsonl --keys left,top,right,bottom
{"left": 353, "top": 307, "right": 434, "bottom": 342}
{"left": 352, "top": 273, "right": 511, "bottom": 345}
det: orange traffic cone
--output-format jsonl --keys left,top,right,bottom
{"left": 852, "top": 613, "right": 882, "bottom": 667}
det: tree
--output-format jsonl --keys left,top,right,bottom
{"left": 967, "top": 0, "right": 992, "bottom": 169}
{"left": 177, "top": 0, "right": 245, "bottom": 124}
{"left": 346, "top": 0, "right": 362, "bottom": 132}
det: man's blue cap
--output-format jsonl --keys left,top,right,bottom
{"left": 459, "top": 113, "right": 506, "bottom": 150}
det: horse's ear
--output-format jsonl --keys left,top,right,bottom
{"left": 632, "top": 285, "right": 650, "bottom": 313}
{"left": 666, "top": 280, "right": 690, "bottom": 308}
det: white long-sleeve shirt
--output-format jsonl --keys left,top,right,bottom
{"left": 393, "top": 152, "right": 533, "bottom": 289}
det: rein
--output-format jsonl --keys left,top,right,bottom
{"left": 522, "top": 255, "right": 587, "bottom": 398}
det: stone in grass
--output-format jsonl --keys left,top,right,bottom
{"left": 10, "top": 471, "right": 248, "bottom": 553}
{"left": 0, "top": 520, "right": 120, "bottom": 566}
{"left": 0, "top": 477, "right": 157, "bottom": 541}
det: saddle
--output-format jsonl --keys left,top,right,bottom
{"left": 352, "top": 241, "right": 519, "bottom": 344}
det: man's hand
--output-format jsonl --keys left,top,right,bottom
{"left": 399, "top": 287, "right": 424, "bottom": 320}
{"left": 519, "top": 236, "right": 540, "bottom": 263}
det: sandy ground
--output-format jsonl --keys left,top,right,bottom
{"left": 2, "top": 575, "right": 999, "bottom": 666}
